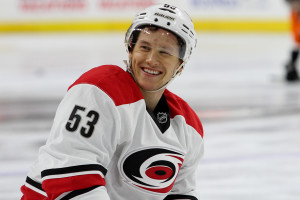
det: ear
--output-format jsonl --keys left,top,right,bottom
{"left": 129, "top": 50, "right": 133, "bottom": 60}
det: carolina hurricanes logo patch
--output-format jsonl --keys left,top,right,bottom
{"left": 121, "top": 147, "right": 185, "bottom": 194}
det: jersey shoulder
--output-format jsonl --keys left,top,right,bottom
{"left": 165, "top": 89, "right": 203, "bottom": 138}
{"left": 68, "top": 65, "right": 143, "bottom": 106}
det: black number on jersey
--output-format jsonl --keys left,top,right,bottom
{"left": 66, "top": 105, "right": 100, "bottom": 138}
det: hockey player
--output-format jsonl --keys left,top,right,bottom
{"left": 285, "top": 0, "right": 300, "bottom": 81}
{"left": 21, "top": 3, "right": 204, "bottom": 200}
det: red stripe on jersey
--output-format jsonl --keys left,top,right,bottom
{"left": 42, "top": 174, "right": 105, "bottom": 200}
{"left": 165, "top": 90, "right": 204, "bottom": 138}
{"left": 21, "top": 185, "right": 46, "bottom": 200}
{"left": 68, "top": 65, "right": 144, "bottom": 106}
{"left": 136, "top": 183, "right": 175, "bottom": 194}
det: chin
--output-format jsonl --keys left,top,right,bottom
{"left": 140, "top": 85, "right": 157, "bottom": 92}
{"left": 138, "top": 82, "right": 160, "bottom": 92}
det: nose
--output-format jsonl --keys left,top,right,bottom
{"left": 146, "top": 50, "right": 159, "bottom": 67}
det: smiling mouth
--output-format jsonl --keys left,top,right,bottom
{"left": 142, "top": 68, "right": 162, "bottom": 75}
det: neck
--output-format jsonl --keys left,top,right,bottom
{"left": 141, "top": 88, "right": 165, "bottom": 111}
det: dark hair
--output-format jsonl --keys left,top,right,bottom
{"left": 128, "top": 25, "right": 186, "bottom": 60}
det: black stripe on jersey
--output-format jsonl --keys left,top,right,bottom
{"left": 41, "top": 164, "right": 107, "bottom": 178}
{"left": 25, "top": 176, "right": 44, "bottom": 192}
{"left": 60, "top": 185, "right": 100, "bottom": 200}
{"left": 164, "top": 194, "right": 198, "bottom": 200}
{"left": 147, "top": 94, "right": 170, "bottom": 133}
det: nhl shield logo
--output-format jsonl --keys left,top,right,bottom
{"left": 157, "top": 112, "right": 168, "bottom": 124}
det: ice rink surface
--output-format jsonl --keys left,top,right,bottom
{"left": 0, "top": 32, "right": 299, "bottom": 199}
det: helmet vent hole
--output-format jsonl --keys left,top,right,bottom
{"left": 154, "top": 18, "right": 158, "bottom": 22}
{"left": 159, "top": 8, "right": 176, "bottom": 14}
{"left": 182, "top": 24, "right": 189, "bottom": 30}
{"left": 181, "top": 29, "right": 188, "bottom": 34}
{"left": 167, "top": 22, "right": 171, "bottom": 26}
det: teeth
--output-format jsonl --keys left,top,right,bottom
{"left": 143, "top": 68, "right": 160, "bottom": 75}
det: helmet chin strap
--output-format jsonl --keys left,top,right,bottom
{"left": 123, "top": 59, "right": 185, "bottom": 93}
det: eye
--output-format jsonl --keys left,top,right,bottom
{"left": 140, "top": 45, "right": 150, "bottom": 51}
{"left": 160, "top": 50, "right": 171, "bottom": 56}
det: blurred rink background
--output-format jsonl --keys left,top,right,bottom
{"left": 1, "top": 0, "right": 300, "bottom": 199}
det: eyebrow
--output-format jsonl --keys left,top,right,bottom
{"left": 138, "top": 40, "right": 151, "bottom": 45}
{"left": 138, "top": 39, "right": 177, "bottom": 51}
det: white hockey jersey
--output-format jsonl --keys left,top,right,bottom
{"left": 21, "top": 65, "right": 204, "bottom": 200}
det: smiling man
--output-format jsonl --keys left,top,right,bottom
{"left": 21, "top": 4, "right": 204, "bottom": 200}
{"left": 128, "top": 26, "right": 183, "bottom": 111}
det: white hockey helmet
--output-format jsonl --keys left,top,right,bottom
{"left": 125, "top": 3, "right": 197, "bottom": 63}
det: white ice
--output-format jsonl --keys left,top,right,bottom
{"left": 0, "top": 32, "right": 299, "bottom": 200}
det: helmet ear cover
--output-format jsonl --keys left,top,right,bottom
{"left": 128, "top": 25, "right": 186, "bottom": 61}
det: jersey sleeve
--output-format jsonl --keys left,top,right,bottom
{"left": 164, "top": 120, "right": 204, "bottom": 200}
{"left": 22, "top": 83, "right": 122, "bottom": 200}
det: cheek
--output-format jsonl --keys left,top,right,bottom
{"left": 169, "top": 60, "right": 181, "bottom": 74}
{"left": 129, "top": 52, "right": 137, "bottom": 67}
{"left": 130, "top": 51, "right": 141, "bottom": 64}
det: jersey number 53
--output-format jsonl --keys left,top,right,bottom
{"left": 65, "top": 105, "right": 100, "bottom": 138}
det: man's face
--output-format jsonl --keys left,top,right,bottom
{"left": 129, "top": 27, "right": 182, "bottom": 92}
